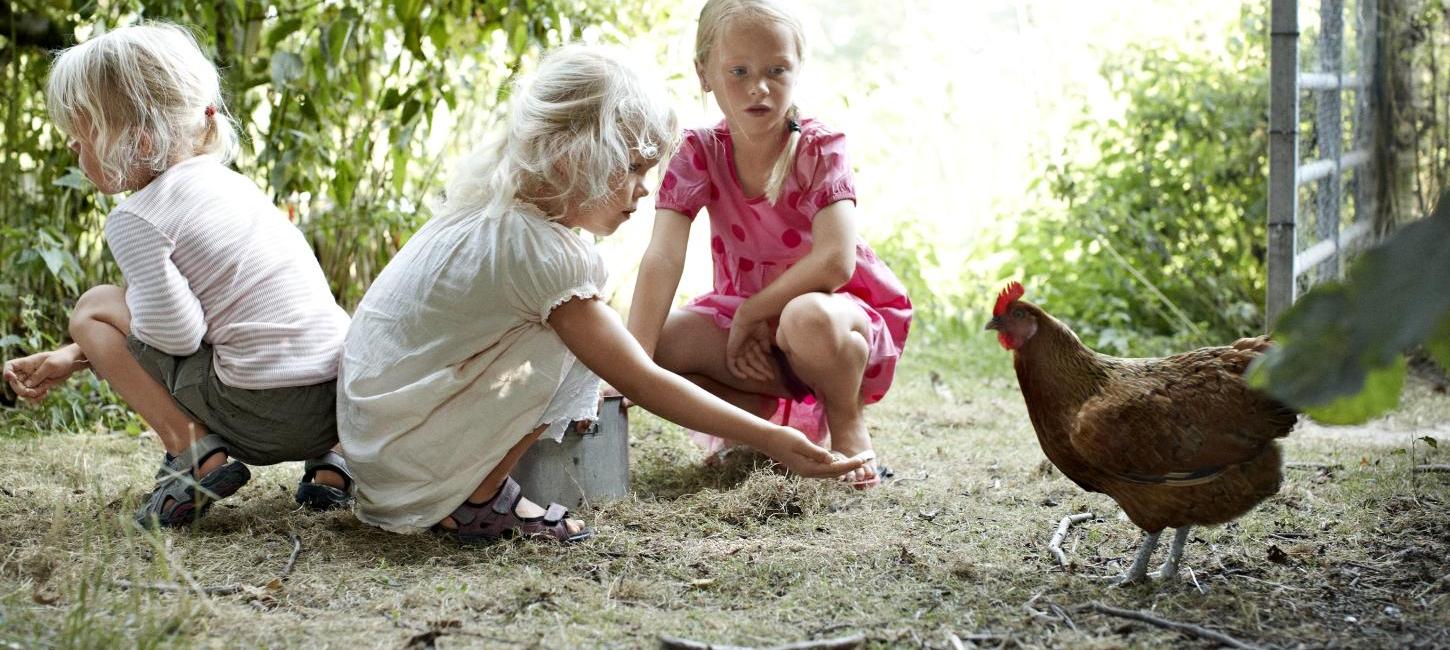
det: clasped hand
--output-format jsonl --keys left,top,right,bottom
{"left": 3, "top": 345, "right": 84, "bottom": 401}
{"left": 725, "top": 303, "right": 777, "bottom": 385}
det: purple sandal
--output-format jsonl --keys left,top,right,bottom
{"left": 432, "top": 476, "right": 592, "bottom": 544}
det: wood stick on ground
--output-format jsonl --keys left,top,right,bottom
{"left": 947, "top": 632, "right": 966, "bottom": 650}
{"left": 115, "top": 530, "right": 302, "bottom": 597}
{"left": 1413, "top": 465, "right": 1450, "bottom": 473}
{"left": 111, "top": 580, "right": 243, "bottom": 596}
{"left": 1086, "top": 602, "right": 1263, "bottom": 650}
{"left": 1049, "top": 512, "right": 1094, "bottom": 567}
{"left": 280, "top": 530, "right": 302, "bottom": 580}
{"left": 658, "top": 633, "right": 865, "bottom": 650}
{"left": 1285, "top": 462, "right": 1342, "bottom": 470}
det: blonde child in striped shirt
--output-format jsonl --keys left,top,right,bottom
{"left": 2, "top": 23, "right": 353, "bottom": 527}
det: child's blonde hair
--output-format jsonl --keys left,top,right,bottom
{"left": 47, "top": 22, "right": 239, "bottom": 191}
{"left": 695, "top": 0, "right": 806, "bottom": 205}
{"left": 441, "top": 45, "right": 679, "bottom": 223}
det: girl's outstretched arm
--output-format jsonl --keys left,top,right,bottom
{"left": 626, "top": 208, "right": 693, "bottom": 357}
{"left": 551, "top": 296, "right": 865, "bottom": 479}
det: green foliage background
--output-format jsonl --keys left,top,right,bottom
{"left": 1001, "top": 7, "right": 1270, "bottom": 356}
{"left": 2, "top": 1, "right": 1446, "bottom": 424}
{"left": 0, "top": 0, "right": 671, "bottom": 345}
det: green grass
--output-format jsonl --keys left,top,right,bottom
{"left": 1, "top": 335, "right": 1447, "bottom": 648}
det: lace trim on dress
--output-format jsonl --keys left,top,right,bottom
{"left": 534, "top": 356, "right": 602, "bottom": 442}
{"left": 537, "top": 285, "right": 604, "bottom": 324}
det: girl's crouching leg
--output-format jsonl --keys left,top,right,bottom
{"left": 434, "top": 425, "right": 587, "bottom": 540}
{"left": 776, "top": 293, "right": 876, "bottom": 485}
{"left": 69, "top": 285, "right": 219, "bottom": 472}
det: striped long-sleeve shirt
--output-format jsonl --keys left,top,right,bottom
{"left": 105, "top": 155, "right": 349, "bottom": 390}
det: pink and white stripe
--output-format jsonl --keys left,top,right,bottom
{"left": 106, "top": 155, "right": 349, "bottom": 390}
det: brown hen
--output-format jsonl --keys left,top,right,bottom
{"left": 985, "top": 282, "right": 1298, "bottom": 584}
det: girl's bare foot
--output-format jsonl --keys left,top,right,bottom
{"left": 828, "top": 416, "right": 879, "bottom": 488}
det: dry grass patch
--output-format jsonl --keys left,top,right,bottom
{"left": 1, "top": 341, "right": 1447, "bottom": 648}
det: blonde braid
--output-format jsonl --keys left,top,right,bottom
{"left": 763, "top": 104, "right": 801, "bottom": 205}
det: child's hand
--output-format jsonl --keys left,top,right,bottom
{"left": 726, "top": 311, "right": 777, "bottom": 384}
{"left": 3, "top": 345, "right": 84, "bottom": 401}
{"left": 762, "top": 426, "right": 868, "bottom": 479}
{"left": 598, "top": 383, "right": 634, "bottom": 409}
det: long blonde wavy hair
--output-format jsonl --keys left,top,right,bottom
{"left": 47, "top": 22, "right": 239, "bottom": 191}
{"left": 439, "top": 45, "right": 679, "bottom": 224}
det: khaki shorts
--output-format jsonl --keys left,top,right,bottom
{"left": 126, "top": 336, "right": 338, "bottom": 466}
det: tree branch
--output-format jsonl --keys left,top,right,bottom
{"left": 1086, "top": 602, "right": 1263, "bottom": 650}
{"left": 1049, "top": 512, "right": 1094, "bottom": 567}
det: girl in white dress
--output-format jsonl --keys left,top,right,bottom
{"left": 337, "top": 45, "right": 865, "bottom": 542}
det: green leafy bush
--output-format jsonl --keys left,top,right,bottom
{"left": 0, "top": 0, "right": 668, "bottom": 430}
{"left": 1002, "top": 7, "right": 1269, "bottom": 355}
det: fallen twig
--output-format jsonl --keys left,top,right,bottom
{"left": 892, "top": 471, "right": 930, "bottom": 484}
{"left": 1049, "top": 513, "right": 1093, "bottom": 567}
{"left": 1413, "top": 465, "right": 1450, "bottom": 473}
{"left": 280, "top": 530, "right": 302, "bottom": 579}
{"left": 111, "top": 580, "right": 242, "bottom": 596}
{"left": 115, "top": 530, "right": 303, "bottom": 597}
{"left": 950, "top": 633, "right": 1007, "bottom": 647}
{"left": 1284, "top": 462, "right": 1342, "bottom": 470}
{"left": 657, "top": 634, "right": 865, "bottom": 650}
{"left": 1048, "top": 603, "right": 1078, "bottom": 632}
{"left": 1022, "top": 593, "right": 1062, "bottom": 626}
{"left": 1187, "top": 567, "right": 1204, "bottom": 595}
{"left": 1086, "top": 602, "right": 1263, "bottom": 650}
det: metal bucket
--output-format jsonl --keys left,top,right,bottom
{"left": 512, "top": 395, "right": 629, "bottom": 510}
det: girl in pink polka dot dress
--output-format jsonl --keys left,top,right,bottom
{"left": 628, "top": 0, "right": 911, "bottom": 487}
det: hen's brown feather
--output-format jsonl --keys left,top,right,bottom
{"left": 1008, "top": 301, "right": 1297, "bottom": 533}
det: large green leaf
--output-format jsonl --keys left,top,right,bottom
{"left": 1302, "top": 356, "right": 1406, "bottom": 425}
{"left": 1251, "top": 191, "right": 1450, "bottom": 417}
{"left": 1429, "top": 314, "right": 1450, "bottom": 374}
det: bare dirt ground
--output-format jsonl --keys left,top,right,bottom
{"left": 1, "top": 342, "right": 1447, "bottom": 648}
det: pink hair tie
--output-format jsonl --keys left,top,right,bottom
{"left": 204, "top": 105, "right": 216, "bottom": 118}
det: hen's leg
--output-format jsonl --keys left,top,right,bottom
{"left": 1115, "top": 530, "right": 1162, "bottom": 586}
{"left": 1151, "top": 526, "right": 1192, "bottom": 579}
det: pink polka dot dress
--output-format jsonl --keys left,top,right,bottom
{"left": 655, "top": 119, "right": 913, "bottom": 447}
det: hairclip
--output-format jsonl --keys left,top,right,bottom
{"left": 637, "top": 142, "right": 659, "bottom": 159}
{"left": 204, "top": 105, "right": 216, "bottom": 118}
{"left": 787, "top": 119, "right": 801, "bottom": 133}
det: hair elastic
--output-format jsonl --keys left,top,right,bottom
{"left": 204, "top": 105, "right": 216, "bottom": 118}
{"left": 787, "top": 119, "right": 801, "bottom": 133}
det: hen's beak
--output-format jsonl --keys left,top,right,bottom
{"left": 984, "top": 315, "right": 1003, "bottom": 331}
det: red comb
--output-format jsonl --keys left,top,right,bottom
{"left": 993, "top": 281, "right": 1025, "bottom": 316}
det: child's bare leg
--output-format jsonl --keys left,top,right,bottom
{"left": 68, "top": 285, "right": 224, "bottom": 476}
{"left": 775, "top": 293, "right": 872, "bottom": 483}
{"left": 437, "top": 424, "right": 584, "bottom": 535}
{"left": 654, "top": 310, "right": 787, "bottom": 416}
{"left": 683, "top": 373, "right": 778, "bottom": 419}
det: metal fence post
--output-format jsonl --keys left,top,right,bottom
{"left": 1314, "top": 0, "right": 1344, "bottom": 282}
{"left": 1268, "top": 0, "right": 1300, "bottom": 329}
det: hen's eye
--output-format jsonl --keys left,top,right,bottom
{"left": 1012, "top": 308, "right": 1025, "bottom": 319}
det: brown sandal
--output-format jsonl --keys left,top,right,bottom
{"left": 432, "top": 476, "right": 592, "bottom": 544}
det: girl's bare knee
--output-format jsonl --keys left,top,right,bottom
{"left": 69, "top": 285, "right": 126, "bottom": 341}
{"left": 777, "top": 294, "right": 834, "bottom": 345}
